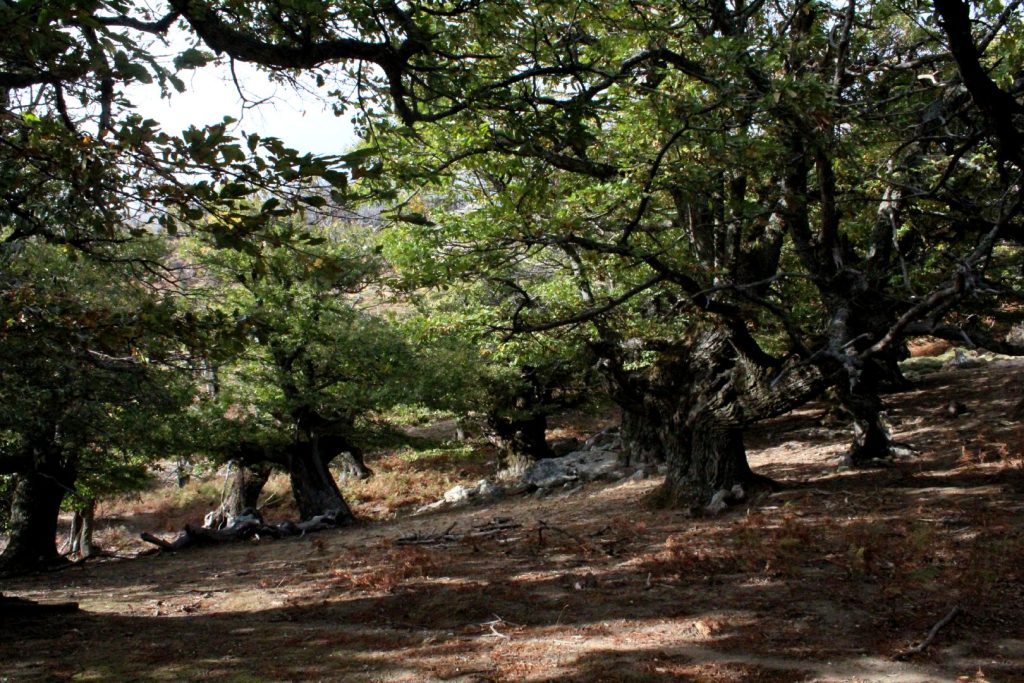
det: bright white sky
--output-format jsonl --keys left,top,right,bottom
{"left": 131, "top": 35, "right": 358, "bottom": 157}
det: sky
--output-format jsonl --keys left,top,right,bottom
{"left": 131, "top": 36, "right": 359, "bottom": 157}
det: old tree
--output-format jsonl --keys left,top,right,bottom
{"left": 374, "top": 0, "right": 1024, "bottom": 504}
{"left": 2, "top": 0, "right": 1023, "bottom": 572}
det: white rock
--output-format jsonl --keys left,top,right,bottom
{"left": 584, "top": 427, "right": 621, "bottom": 451}
{"left": 443, "top": 484, "right": 474, "bottom": 504}
{"left": 522, "top": 450, "right": 622, "bottom": 488}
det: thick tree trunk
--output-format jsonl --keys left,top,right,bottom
{"left": 0, "top": 471, "right": 69, "bottom": 575}
{"left": 619, "top": 403, "right": 665, "bottom": 467}
{"left": 599, "top": 328, "right": 822, "bottom": 510}
{"left": 834, "top": 346, "right": 912, "bottom": 466}
{"left": 288, "top": 440, "right": 354, "bottom": 522}
{"left": 226, "top": 463, "right": 270, "bottom": 514}
{"left": 206, "top": 462, "right": 271, "bottom": 529}
{"left": 654, "top": 422, "right": 771, "bottom": 509}
{"left": 488, "top": 411, "right": 553, "bottom": 473}
{"left": 486, "top": 363, "right": 564, "bottom": 472}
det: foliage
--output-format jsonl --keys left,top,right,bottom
{"left": 0, "top": 236, "right": 194, "bottom": 504}
{"left": 1, "top": 0, "right": 1023, "bottom": 537}
{"left": 0, "top": 1, "right": 359, "bottom": 257}
{"left": 181, "top": 217, "right": 422, "bottom": 465}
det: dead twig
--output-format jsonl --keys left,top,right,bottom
{"left": 481, "top": 614, "right": 511, "bottom": 639}
{"left": 536, "top": 521, "right": 589, "bottom": 550}
{"left": 893, "top": 605, "right": 961, "bottom": 660}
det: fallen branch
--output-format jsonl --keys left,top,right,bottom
{"left": 480, "top": 614, "right": 515, "bottom": 639}
{"left": 141, "top": 509, "right": 351, "bottom": 553}
{"left": 395, "top": 518, "right": 522, "bottom": 546}
{"left": 467, "top": 518, "right": 521, "bottom": 539}
{"left": 396, "top": 522, "right": 461, "bottom": 546}
{"left": 536, "top": 520, "right": 587, "bottom": 548}
{"left": 893, "top": 605, "right": 961, "bottom": 660}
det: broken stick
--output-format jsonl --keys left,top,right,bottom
{"left": 893, "top": 605, "right": 961, "bottom": 660}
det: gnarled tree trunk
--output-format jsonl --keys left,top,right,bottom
{"left": 288, "top": 437, "right": 354, "bottom": 522}
{"left": 486, "top": 364, "right": 564, "bottom": 473}
{"left": 487, "top": 410, "right": 553, "bottom": 473}
{"left": 838, "top": 385, "right": 893, "bottom": 466}
{"left": 226, "top": 463, "right": 270, "bottom": 514}
{"left": 601, "top": 328, "right": 822, "bottom": 509}
{"left": 206, "top": 462, "right": 271, "bottom": 529}
{"left": 833, "top": 344, "right": 910, "bottom": 467}
{"left": 618, "top": 401, "right": 666, "bottom": 468}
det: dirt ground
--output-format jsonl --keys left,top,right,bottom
{"left": 2, "top": 359, "right": 1023, "bottom": 682}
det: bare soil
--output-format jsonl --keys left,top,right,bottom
{"left": 2, "top": 360, "right": 1023, "bottom": 682}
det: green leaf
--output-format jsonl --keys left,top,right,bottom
{"left": 300, "top": 195, "right": 328, "bottom": 208}
{"left": 174, "top": 48, "right": 214, "bottom": 71}
{"left": 394, "top": 212, "right": 435, "bottom": 226}
{"left": 220, "top": 144, "right": 246, "bottom": 163}
{"left": 114, "top": 51, "right": 153, "bottom": 83}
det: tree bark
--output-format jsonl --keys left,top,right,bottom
{"left": 619, "top": 402, "right": 666, "bottom": 467}
{"left": 288, "top": 439, "right": 354, "bottom": 522}
{"left": 838, "top": 384, "right": 895, "bottom": 466}
{"left": 0, "top": 470, "right": 70, "bottom": 575}
{"left": 68, "top": 499, "right": 98, "bottom": 560}
{"left": 654, "top": 423, "right": 768, "bottom": 508}
{"left": 226, "top": 462, "right": 270, "bottom": 515}
{"left": 206, "top": 462, "right": 271, "bottom": 529}
{"left": 600, "top": 328, "right": 822, "bottom": 509}
{"left": 486, "top": 363, "right": 563, "bottom": 472}
{"left": 488, "top": 410, "right": 553, "bottom": 473}
{"left": 833, "top": 341, "right": 910, "bottom": 466}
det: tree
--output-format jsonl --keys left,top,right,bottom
{"left": 0, "top": 236, "right": 191, "bottom": 574}
{"left": 366, "top": 0, "right": 1024, "bottom": 505}
{"left": 385, "top": 276, "right": 601, "bottom": 472}
{"left": 185, "top": 219, "right": 420, "bottom": 520}
{"left": 3, "top": 0, "right": 1021, "bottom": 518}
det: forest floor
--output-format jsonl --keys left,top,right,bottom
{"left": 2, "top": 355, "right": 1024, "bottom": 682}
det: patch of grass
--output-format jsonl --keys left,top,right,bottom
{"left": 379, "top": 404, "right": 459, "bottom": 428}
{"left": 340, "top": 443, "right": 496, "bottom": 516}
{"left": 393, "top": 443, "right": 479, "bottom": 463}
{"left": 900, "top": 356, "right": 945, "bottom": 377}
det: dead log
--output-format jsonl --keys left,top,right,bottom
{"left": 140, "top": 509, "right": 350, "bottom": 553}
